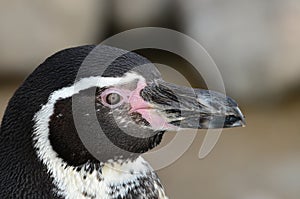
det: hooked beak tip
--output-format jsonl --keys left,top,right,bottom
{"left": 232, "top": 117, "right": 246, "bottom": 127}
{"left": 225, "top": 106, "right": 246, "bottom": 128}
{"left": 234, "top": 107, "right": 246, "bottom": 127}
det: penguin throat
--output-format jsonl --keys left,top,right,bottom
{"left": 51, "top": 156, "right": 166, "bottom": 199}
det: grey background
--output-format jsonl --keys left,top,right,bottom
{"left": 1, "top": 1, "right": 300, "bottom": 198}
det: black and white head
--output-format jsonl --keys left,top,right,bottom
{"left": 0, "top": 45, "right": 245, "bottom": 198}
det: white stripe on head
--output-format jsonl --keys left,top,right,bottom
{"left": 32, "top": 72, "right": 168, "bottom": 198}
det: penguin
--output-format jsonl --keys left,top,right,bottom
{"left": 0, "top": 45, "right": 245, "bottom": 199}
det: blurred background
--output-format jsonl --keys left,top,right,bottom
{"left": 0, "top": 0, "right": 300, "bottom": 198}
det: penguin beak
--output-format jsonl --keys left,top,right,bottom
{"left": 136, "top": 80, "right": 245, "bottom": 130}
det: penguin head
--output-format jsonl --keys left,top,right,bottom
{"left": 3, "top": 45, "right": 245, "bottom": 170}
{"left": 32, "top": 45, "right": 170, "bottom": 169}
{"left": 0, "top": 45, "right": 246, "bottom": 198}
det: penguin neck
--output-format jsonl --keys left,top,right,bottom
{"left": 43, "top": 155, "right": 164, "bottom": 199}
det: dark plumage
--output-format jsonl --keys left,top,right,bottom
{"left": 0, "top": 45, "right": 245, "bottom": 198}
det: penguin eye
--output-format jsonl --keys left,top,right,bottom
{"left": 106, "top": 93, "right": 122, "bottom": 105}
{"left": 99, "top": 88, "right": 130, "bottom": 108}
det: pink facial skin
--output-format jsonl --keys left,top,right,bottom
{"left": 101, "top": 80, "right": 178, "bottom": 131}
{"left": 128, "top": 80, "right": 179, "bottom": 131}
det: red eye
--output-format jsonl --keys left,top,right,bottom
{"left": 105, "top": 93, "right": 122, "bottom": 105}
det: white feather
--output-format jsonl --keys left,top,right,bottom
{"left": 33, "top": 72, "right": 168, "bottom": 198}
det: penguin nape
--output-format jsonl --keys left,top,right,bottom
{"left": 0, "top": 45, "right": 245, "bottom": 199}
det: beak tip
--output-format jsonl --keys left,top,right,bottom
{"left": 241, "top": 117, "right": 246, "bottom": 127}
{"left": 230, "top": 119, "right": 246, "bottom": 128}
{"left": 240, "top": 119, "right": 246, "bottom": 127}
{"left": 234, "top": 107, "right": 246, "bottom": 127}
